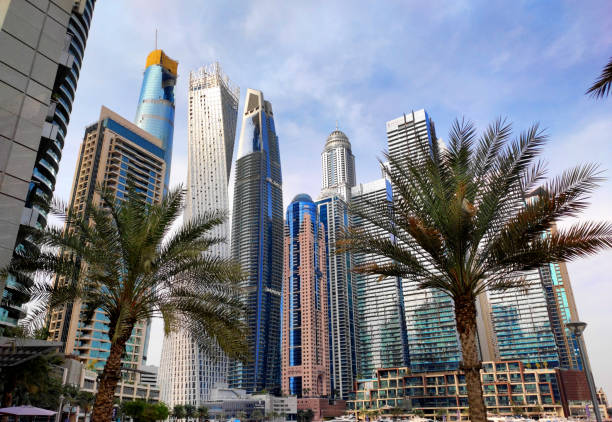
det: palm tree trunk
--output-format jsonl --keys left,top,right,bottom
{"left": 455, "top": 295, "right": 487, "bottom": 422}
{"left": 90, "top": 325, "right": 133, "bottom": 422}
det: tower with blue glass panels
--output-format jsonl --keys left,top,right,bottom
{"left": 229, "top": 89, "right": 283, "bottom": 393}
{"left": 281, "top": 194, "right": 330, "bottom": 398}
{"left": 134, "top": 49, "right": 178, "bottom": 190}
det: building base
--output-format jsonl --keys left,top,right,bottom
{"left": 298, "top": 398, "right": 345, "bottom": 421}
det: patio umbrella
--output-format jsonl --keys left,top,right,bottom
{"left": 0, "top": 405, "right": 57, "bottom": 422}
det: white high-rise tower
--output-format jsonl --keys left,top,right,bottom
{"left": 159, "top": 63, "right": 239, "bottom": 406}
{"left": 320, "top": 128, "right": 356, "bottom": 201}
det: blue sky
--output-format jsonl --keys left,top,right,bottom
{"left": 53, "top": 0, "right": 612, "bottom": 394}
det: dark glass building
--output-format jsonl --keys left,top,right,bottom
{"left": 230, "top": 89, "right": 283, "bottom": 393}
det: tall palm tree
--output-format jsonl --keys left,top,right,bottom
{"left": 339, "top": 119, "right": 612, "bottom": 422}
{"left": 586, "top": 57, "right": 612, "bottom": 98}
{"left": 10, "top": 185, "right": 246, "bottom": 422}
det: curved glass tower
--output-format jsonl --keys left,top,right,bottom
{"left": 134, "top": 49, "right": 177, "bottom": 187}
{"left": 1, "top": 0, "right": 96, "bottom": 327}
{"left": 230, "top": 89, "right": 283, "bottom": 393}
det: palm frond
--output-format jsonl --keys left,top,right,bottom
{"left": 586, "top": 57, "right": 612, "bottom": 98}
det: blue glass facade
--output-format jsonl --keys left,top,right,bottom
{"left": 230, "top": 90, "right": 283, "bottom": 393}
{"left": 489, "top": 269, "right": 561, "bottom": 368}
{"left": 134, "top": 50, "right": 177, "bottom": 189}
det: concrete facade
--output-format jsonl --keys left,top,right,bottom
{"left": 0, "top": 0, "right": 94, "bottom": 326}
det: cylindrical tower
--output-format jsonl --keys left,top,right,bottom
{"left": 320, "top": 129, "right": 356, "bottom": 201}
{"left": 134, "top": 49, "right": 178, "bottom": 187}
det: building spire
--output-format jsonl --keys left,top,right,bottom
{"left": 336, "top": 119, "right": 339, "bottom": 130}
{"left": 155, "top": 28, "right": 157, "bottom": 50}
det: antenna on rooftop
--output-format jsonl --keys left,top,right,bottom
{"left": 336, "top": 120, "right": 339, "bottom": 130}
{"left": 155, "top": 29, "right": 158, "bottom": 50}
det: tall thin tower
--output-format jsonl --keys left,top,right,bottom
{"left": 316, "top": 128, "right": 359, "bottom": 399}
{"left": 229, "top": 89, "right": 283, "bottom": 393}
{"left": 159, "top": 63, "right": 239, "bottom": 406}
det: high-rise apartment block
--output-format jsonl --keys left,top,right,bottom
{"left": 0, "top": 0, "right": 95, "bottom": 327}
{"left": 385, "top": 111, "right": 463, "bottom": 373}
{"left": 351, "top": 177, "right": 409, "bottom": 377}
{"left": 159, "top": 63, "right": 239, "bottom": 406}
{"left": 47, "top": 106, "right": 168, "bottom": 372}
{"left": 48, "top": 49, "right": 176, "bottom": 378}
{"left": 316, "top": 129, "right": 359, "bottom": 399}
{"left": 230, "top": 89, "right": 283, "bottom": 393}
{"left": 282, "top": 194, "right": 330, "bottom": 399}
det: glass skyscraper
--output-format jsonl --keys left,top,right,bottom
{"left": 281, "top": 194, "right": 330, "bottom": 399}
{"left": 351, "top": 178, "right": 409, "bottom": 377}
{"left": 159, "top": 63, "right": 239, "bottom": 407}
{"left": 134, "top": 49, "right": 177, "bottom": 189}
{"left": 386, "top": 111, "right": 462, "bottom": 373}
{"left": 230, "top": 89, "right": 283, "bottom": 393}
{"left": 488, "top": 269, "right": 561, "bottom": 368}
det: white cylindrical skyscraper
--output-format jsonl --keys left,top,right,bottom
{"left": 320, "top": 128, "right": 356, "bottom": 201}
{"left": 159, "top": 63, "right": 239, "bottom": 406}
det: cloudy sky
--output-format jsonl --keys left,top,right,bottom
{"left": 54, "top": 0, "right": 612, "bottom": 393}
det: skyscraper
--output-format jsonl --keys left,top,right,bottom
{"left": 134, "top": 49, "right": 177, "bottom": 189}
{"left": 159, "top": 63, "right": 239, "bottom": 406}
{"left": 282, "top": 194, "right": 330, "bottom": 399}
{"left": 487, "top": 269, "right": 561, "bottom": 368}
{"left": 230, "top": 89, "right": 283, "bottom": 393}
{"left": 320, "top": 129, "right": 356, "bottom": 201}
{"left": 47, "top": 48, "right": 176, "bottom": 376}
{"left": 351, "top": 177, "right": 409, "bottom": 377}
{"left": 47, "top": 106, "right": 168, "bottom": 373}
{"left": 316, "top": 128, "right": 359, "bottom": 399}
{"left": 0, "top": 0, "right": 96, "bottom": 327}
{"left": 539, "top": 259, "right": 582, "bottom": 369}
{"left": 386, "top": 111, "right": 463, "bottom": 373}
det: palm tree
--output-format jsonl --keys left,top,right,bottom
{"left": 586, "top": 57, "right": 612, "bottom": 98}
{"left": 173, "top": 405, "right": 186, "bottom": 422}
{"left": 11, "top": 185, "right": 247, "bottom": 422}
{"left": 185, "top": 405, "right": 196, "bottom": 422}
{"left": 197, "top": 406, "right": 208, "bottom": 422}
{"left": 63, "top": 384, "right": 80, "bottom": 422}
{"left": 76, "top": 391, "right": 95, "bottom": 422}
{"left": 339, "top": 119, "right": 612, "bottom": 422}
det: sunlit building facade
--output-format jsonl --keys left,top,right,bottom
{"left": 316, "top": 128, "right": 359, "bottom": 399}
{"left": 47, "top": 106, "right": 168, "bottom": 377}
{"left": 159, "top": 63, "right": 239, "bottom": 406}
{"left": 0, "top": 0, "right": 96, "bottom": 327}
{"left": 281, "top": 194, "right": 330, "bottom": 399}
{"left": 230, "top": 89, "right": 283, "bottom": 393}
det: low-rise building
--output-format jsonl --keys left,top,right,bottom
{"left": 348, "top": 361, "right": 608, "bottom": 420}
{"left": 201, "top": 383, "right": 297, "bottom": 421}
